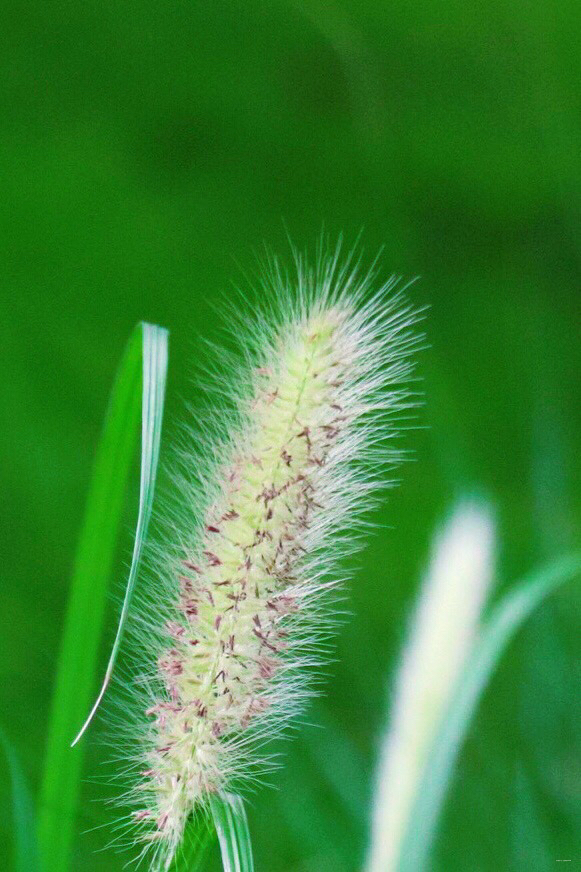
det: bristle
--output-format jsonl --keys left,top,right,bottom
{"left": 114, "top": 248, "right": 421, "bottom": 869}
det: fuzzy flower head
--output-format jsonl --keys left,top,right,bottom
{"left": 117, "top": 250, "right": 420, "bottom": 868}
{"left": 366, "top": 501, "right": 495, "bottom": 872}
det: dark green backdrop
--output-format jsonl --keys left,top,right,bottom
{"left": 1, "top": 1, "right": 579, "bottom": 869}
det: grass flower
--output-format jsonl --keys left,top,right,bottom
{"left": 366, "top": 500, "right": 495, "bottom": 872}
{"left": 116, "top": 249, "right": 420, "bottom": 869}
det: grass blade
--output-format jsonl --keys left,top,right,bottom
{"left": 397, "top": 552, "right": 581, "bottom": 872}
{"left": 168, "top": 816, "right": 215, "bottom": 872}
{"left": 72, "top": 323, "right": 168, "bottom": 745}
{"left": 210, "top": 793, "right": 255, "bottom": 872}
{"left": 1, "top": 728, "right": 39, "bottom": 872}
{"left": 37, "top": 322, "right": 168, "bottom": 872}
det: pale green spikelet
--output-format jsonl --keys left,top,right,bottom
{"left": 366, "top": 501, "right": 495, "bottom": 872}
{"left": 114, "top": 248, "right": 421, "bottom": 869}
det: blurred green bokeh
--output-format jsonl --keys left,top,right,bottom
{"left": 1, "top": 1, "right": 579, "bottom": 870}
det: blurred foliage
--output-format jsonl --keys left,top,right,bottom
{"left": 0, "top": 0, "right": 579, "bottom": 870}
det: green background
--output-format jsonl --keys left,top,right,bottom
{"left": 1, "top": 1, "right": 579, "bottom": 869}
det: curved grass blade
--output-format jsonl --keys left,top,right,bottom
{"left": 397, "top": 552, "right": 581, "bottom": 872}
{"left": 72, "top": 323, "right": 168, "bottom": 745}
{"left": 210, "top": 793, "right": 255, "bottom": 872}
{"left": 37, "top": 322, "right": 168, "bottom": 872}
{"left": 0, "top": 727, "right": 39, "bottom": 872}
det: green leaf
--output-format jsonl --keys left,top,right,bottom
{"left": 398, "top": 553, "right": 581, "bottom": 872}
{"left": 0, "top": 728, "right": 39, "bottom": 872}
{"left": 37, "top": 322, "right": 168, "bottom": 872}
{"left": 168, "top": 815, "right": 215, "bottom": 872}
{"left": 210, "top": 793, "right": 255, "bottom": 872}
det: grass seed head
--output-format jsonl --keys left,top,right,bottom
{"left": 115, "top": 247, "right": 421, "bottom": 869}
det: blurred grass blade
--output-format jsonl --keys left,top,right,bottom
{"left": 398, "top": 552, "right": 581, "bottom": 872}
{"left": 168, "top": 816, "right": 215, "bottom": 872}
{"left": 38, "top": 322, "right": 168, "bottom": 872}
{"left": 1, "top": 728, "right": 39, "bottom": 872}
{"left": 210, "top": 793, "right": 255, "bottom": 872}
